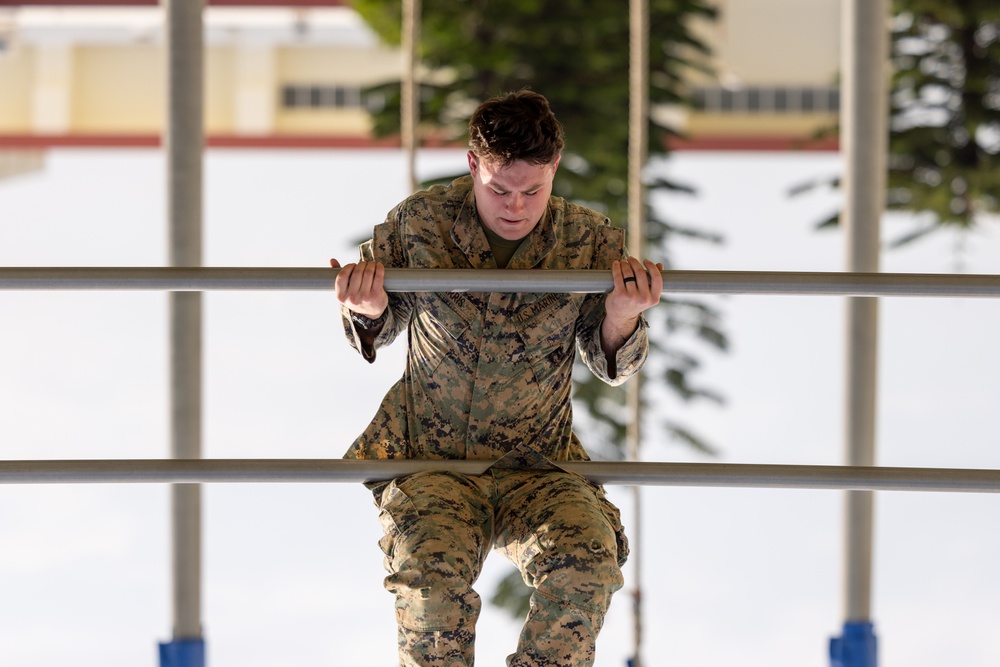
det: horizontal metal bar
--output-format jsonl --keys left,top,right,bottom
{"left": 2, "top": 459, "right": 999, "bottom": 493}
{"left": 0, "top": 267, "right": 999, "bottom": 297}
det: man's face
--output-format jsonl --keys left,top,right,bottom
{"left": 467, "top": 151, "right": 560, "bottom": 241}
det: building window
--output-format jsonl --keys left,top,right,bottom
{"left": 691, "top": 85, "right": 840, "bottom": 114}
{"left": 281, "top": 84, "right": 386, "bottom": 112}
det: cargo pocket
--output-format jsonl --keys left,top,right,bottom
{"left": 376, "top": 480, "right": 421, "bottom": 571}
{"left": 593, "top": 484, "right": 630, "bottom": 567}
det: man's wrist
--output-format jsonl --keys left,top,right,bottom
{"left": 351, "top": 308, "right": 388, "bottom": 331}
{"left": 603, "top": 315, "right": 640, "bottom": 343}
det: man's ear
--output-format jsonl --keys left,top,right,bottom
{"left": 467, "top": 151, "right": 478, "bottom": 177}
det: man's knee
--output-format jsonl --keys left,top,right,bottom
{"left": 393, "top": 577, "right": 482, "bottom": 633}
{"left": 377, "top": 473, "right": 491, "bottom": 632}
{"left": 525, "top": 523, "right": 624, "bottom": 616}
{"left": 381, "top": 521, "right": 486, "bottom": 632}
{"left": 506, "top": 475, "right": 627, "bottom": 615}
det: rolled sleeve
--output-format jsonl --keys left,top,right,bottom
{"left": 579, "top": 314, "right": 649, "bottom": 386}
{"left": 341, "top": 304, "right": 401, "bottom": 363}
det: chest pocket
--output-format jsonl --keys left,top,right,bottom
{"left": 412, "top": 292, "right": 482, "bottom": 374}
{"left": 513, "top": 294, "right": 582, "bottom": 384}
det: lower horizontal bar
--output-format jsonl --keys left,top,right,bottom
{"left": 1, "top": 267, "right": 999, "bottom": 297}
{"left": 2, "top": 459, "right": 999, "bottom": 493}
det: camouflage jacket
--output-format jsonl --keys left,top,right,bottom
{"left": 341, "top": 176, "right": 648, "bottom": 463}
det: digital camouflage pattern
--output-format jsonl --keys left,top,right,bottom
{"left": 342, "top": 176, "right": 648, "bottom": 464}
{"left": 379, "top": 468, "right": 627, "bottom": 667}
{"left": 340, "top": 176, "right": 648, "bottom": 666}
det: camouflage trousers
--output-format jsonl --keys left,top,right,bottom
{"left": 374, "top": 468, "right": 629, "bottom": 667}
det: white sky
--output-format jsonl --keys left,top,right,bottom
{"left": 1, "top": 148, "right": 999, "bottom": 666}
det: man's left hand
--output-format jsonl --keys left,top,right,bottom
{"left": 598, "top": 257, "right": 663, "bottom": 373}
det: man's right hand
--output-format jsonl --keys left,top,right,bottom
{"left": 330, "top": 258, "right": 389, "bottom": 319}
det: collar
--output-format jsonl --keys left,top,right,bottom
{"left": 450, "top": 184, "right": 558, "bottom": 270}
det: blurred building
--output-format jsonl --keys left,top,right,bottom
{"left": 0, "top": 0, "right": 840, "bottom": 160}
{"left": 0, "top": 3, "right": 400, "bottom": 146}
{"left": 682, "top": 0, "right": 840, "bottom": 150}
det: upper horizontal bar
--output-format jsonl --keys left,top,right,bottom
{"left": 2, "top": 459, "right": 1000, "bottom": 493}
{"left": 1, "top": 267, "right": 1000, "bottom": 297}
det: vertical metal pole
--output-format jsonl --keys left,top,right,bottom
{"left": 401, "top": 0, "right": 420, "bottom": 193}
{"left": 626, "top": 0, "right": 648, "bottom": 665}
{"left": 160, "top": 0, "right": 205, "bottom": 665}
{"left": 831, "top": 1, "right": 887, "bottom": 665}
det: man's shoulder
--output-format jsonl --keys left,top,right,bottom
{"left": 384, "top": 175, "right": 471, "bottom": 231}
{"left": 407, "top": 175, "right": 473, "bottom": 208}
{"left": 549, "top": 197, "right": 622, "bottom": 242}
{"left": 551, "top": 196, "right": 612, "bottom": 228}
{"left": 547, "top": 197, "right": 625, "bottom": 266}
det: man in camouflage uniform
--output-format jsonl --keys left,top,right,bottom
{"left": 331, "top": 90, "right": 663, "bottom": 666}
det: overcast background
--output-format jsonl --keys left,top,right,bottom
{"left": 1, "top": 148, "right": 999, "bottom": 666}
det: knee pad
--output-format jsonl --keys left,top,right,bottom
{"left": 524, "top": 526, "right": 625, "bottom": 616}
{"left": 391, "top": 578, "right": 482, "bottom": 633}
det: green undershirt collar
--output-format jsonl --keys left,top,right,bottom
{"left": 482, "top": 225, "right": 527, "bottom": 269}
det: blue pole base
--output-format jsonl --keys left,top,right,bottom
{"left": 830, "top": 621, "right": 877, "bottom": 667}
{"left": 159, "top": 638, "right": 205, "bottom": 667}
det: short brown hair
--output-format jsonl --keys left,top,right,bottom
{"left": 468, "top": 90, "right": 565, "bottom": 167}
